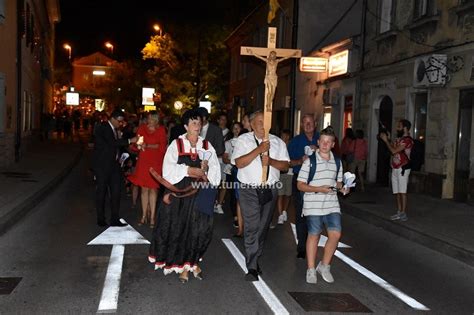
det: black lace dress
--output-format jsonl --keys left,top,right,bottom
{"left": 148, "top": 144, "right": 215, "bottom": 275}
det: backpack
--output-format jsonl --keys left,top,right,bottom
{"left": 307, "top": 153, "right": 341, "bottom": 184}
{"left": 401, "top": 136, "right": 424, "bottom": 173}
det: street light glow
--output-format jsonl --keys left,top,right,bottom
{"left": 105, "top": 42, "right": 114, "bottom": 54}
{"left": 153, "top": 24, "right": 163, "bottom": 36}
{"left": 93, "top": 70, "right": 106, "bottom": 76}
{"left": 63, "top": 43, "right": 72, "bottom": 60}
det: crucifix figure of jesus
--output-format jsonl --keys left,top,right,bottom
{"left": 253, "top": 50, "right": 300, "bottom": 112}
{"left": 241, "top": 27, "right": 301, "bottom": 182}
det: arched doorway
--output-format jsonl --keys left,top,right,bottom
{"left": 376, "top": 96, "right": 393, "bottom": 186}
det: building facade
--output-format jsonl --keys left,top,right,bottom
{"left": 227, "top": 0, "right": 473, "bottom": 203}
{"left": 71, "top": 52, "right": 115, "bottom": 98}
{"left": 0, "top": 0, "right": 60, "bottom": 166}
{"left": 295, "top": 0, "right": 363, "bottom": 139}
{"left": 359, "top": 0, "right": 474, "bottom": 203}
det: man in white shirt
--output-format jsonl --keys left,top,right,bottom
{"left": 231, "top": 111, "right": 290, "bottom": 281}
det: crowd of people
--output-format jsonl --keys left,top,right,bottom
{"left": 91, "top": 106, "right": 414, "bottom": 285}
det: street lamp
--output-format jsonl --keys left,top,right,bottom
{"left": 63, "top": 43, "right": 72, "bottom": 60}
{"left": 153, "top": 24, "right": 163, "bottom": 36}
{"left": 105, "top": 42, "right": 114, "bottom": 55}
{"left": 174, "top": 100, "right": 183, "bottom": 115}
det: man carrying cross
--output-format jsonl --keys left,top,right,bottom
{"left": 231, "top": 110, "right": 290, "bottom": 281}
{"left": 241, "top": 27, "right": 301, "bottom": 182}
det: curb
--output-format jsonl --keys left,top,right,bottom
{"left": 341, "top": 201, "right": 474, "bottom": 268}
{"left": 0, "top": 146, "right": 84, "bottom": 236}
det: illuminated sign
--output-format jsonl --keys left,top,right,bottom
{"left": 144, "top": 105, "right": 156, "bottom": 111}
{"left": 299, "top": 57, "right": 328, "bottom": 72}
{"left": 66, "top": 92, "right": 79, "bottom": 105}
{"left": 142, "top": 87, "right": 155, "bottom": 105}
{"left": 328, "top": 50, "right": 349, "bottom": 77}
{"left": 95, "top": 99, "right": 105, "bottom": 111}
{"left": 92, "top": 70, "right": 106, "bottom": 76}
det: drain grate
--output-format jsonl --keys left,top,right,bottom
{"left": 289, "top": 292, "right": 372, "bottom": 313}
{"left": 0, "top": 277, "right": 22, "bottom": 295}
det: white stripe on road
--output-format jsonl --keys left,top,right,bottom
{"left": 334, "top": 250, "right": 429, "bottom": 311}
{"left": 222, "top": 238, "right": 289, "bottom": 315}
{"left": 289, "top": 224, "right": 429, "bottom": 311}
{"left": 97, "top": 245, "right": 125, "bottom": 313}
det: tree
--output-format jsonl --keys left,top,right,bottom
{"left": 141, "top": 24, "right": 231, "bottom": 115}
{"left": 102, "top": 60, "right": 146, "bottom": 113}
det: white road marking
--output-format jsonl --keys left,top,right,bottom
{"left": 88, "top": 220, "right": 150, "bottom": 313}
{"left": 289, "top": 223, "right": 429, "bottom": 311}
{"left": 87, "top": 224, "right": 150, "bottom": 245}
{"left": 97, "top": 245, "right": 124, "bottom": 313}
{"left": 222, "top": 238, "right": 289, "bottom": 315}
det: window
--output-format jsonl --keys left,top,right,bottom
{"left": 0, "top": 0, "right": 5, "bottom": 24}
{"left": 379, "top": 0, "right": 394, "bottom": 33}
{"left": 414, "top": 0, "right": 436, "bottom": 19}
{"left": 322, "top": 106, "right": 332, "bottom": 128}
{"left": 413, "top": 93, "right": 427, "bottom": 142}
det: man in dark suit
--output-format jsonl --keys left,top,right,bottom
{"left": 196, "top": 107, "right": 224, "bottom": 156}
{"left": 92, "top": 109, "right": 138, "bottom": 227}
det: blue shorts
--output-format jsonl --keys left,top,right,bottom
{"left": 306, "top": 213, "right": 342, "bottom": 235}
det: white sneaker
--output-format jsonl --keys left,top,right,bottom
{"left": 282, "top": 211, "right": 288, "bottom": 222}
{"left": 316, "top": 262, "right": 334, "bottom": 283}
{"left": 390, "top": 212, "right": 402, "bottom": 220}
{"left": 214, "top": 204, "right": 224, "bottom": 214}
{"left": 306, "top": 268, "right": 317, "bottom": 284}
{"left": 277, "top": 214, "right": 285, "bottom": 225}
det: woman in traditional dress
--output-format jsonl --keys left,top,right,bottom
{"left": 148, "top": 109, "right": 221, "bottom": 283}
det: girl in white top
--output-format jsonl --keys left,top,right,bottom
{"left": 223, "top": 122, "right": 243, "bottom": 235}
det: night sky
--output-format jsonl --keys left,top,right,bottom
{"left": 56, "top": 0, "right": 262, "bottom": 62}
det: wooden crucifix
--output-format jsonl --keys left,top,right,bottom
{"left": 241, "top": 27, "right": 301, "bottom": 182}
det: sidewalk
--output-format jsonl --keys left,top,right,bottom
{"left": 0, "top": 136, "right": 83, "bottom": 235}
{"left": 340, "top": 184, "right": 474, "bottom": 267}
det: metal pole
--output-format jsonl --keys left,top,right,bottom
{"left": 289, "top": 0, "right": 299, "bottom": 136}
{"left": 15, "top": 0, "right": 23, "bottom": 162}
{"left": 355, "top": 0, "right": 367, "bottom": 127}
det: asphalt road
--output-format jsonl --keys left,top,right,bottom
{"left": 1, "top": 155, "right": 473, "bottom": 314}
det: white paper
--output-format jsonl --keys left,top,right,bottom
{"left": 198, "top": 150, "right": 212, "bottom": 161}
{"left": 304, "top": 145, "right": 314, "bottom": 156}
{"left": 119, "top": 153, "right": 130, "bottom": 167}
{"left": 343, "top": 172, "right": 356, "bottom": 189}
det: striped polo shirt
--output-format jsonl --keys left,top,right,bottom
{"left": 297, "top": 150, "right": 343, "bottom": 216}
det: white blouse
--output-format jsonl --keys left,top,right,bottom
{"left": 162, "top": 134, "right": 221, "bottom": 186}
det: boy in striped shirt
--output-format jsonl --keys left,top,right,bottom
{"left": 297, "top": 127, "right": 349, "bottom": 284}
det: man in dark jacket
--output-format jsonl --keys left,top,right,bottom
{"left": 196, "top": 107, "right": 224, "bottom": 156}
{"left": 92, "top": 109, "right": 137, "bottom": 227}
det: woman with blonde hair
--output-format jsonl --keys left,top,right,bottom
{"left": 128, "top": 111, "right": 167, "bottom": 227}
